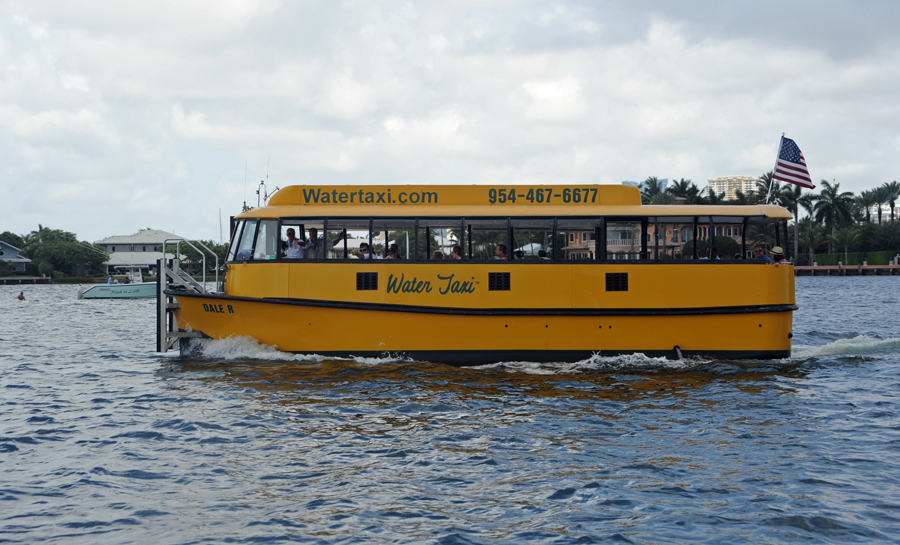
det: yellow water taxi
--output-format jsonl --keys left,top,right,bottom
{"left": 157, "top": 184, "right": 796, "bottom": 364}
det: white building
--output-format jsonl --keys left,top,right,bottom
{"left": 94, "top": 229, "right": 186, "bottom": 275}
{"left": 707, "top": 176, "right": 759, "bottom": 201}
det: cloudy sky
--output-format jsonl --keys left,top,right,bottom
{"left": 2, "top": 0, "right": 899, "bottom": 243}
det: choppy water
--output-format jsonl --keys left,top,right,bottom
{"left": 2, "top": 277, "right": 899, "bottom": 544}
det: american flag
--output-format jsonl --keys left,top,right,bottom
{"left": 772, "top": 136, "right": 815, "bottom": 189}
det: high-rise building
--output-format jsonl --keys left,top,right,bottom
{"left": 706, "top": 176, "right": 759, "bottom": 201}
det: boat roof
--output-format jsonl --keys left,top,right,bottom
{"left": 236, "top": 185, "right": 792, "bottom": 223}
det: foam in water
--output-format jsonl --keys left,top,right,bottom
{"left": 187, "top": 333, "right": 899, "bottom": 370}
{"left": 476, "top": 352, "right": 699, "bottom": 374}
{"left": 792, "top": 335, "right": 900, "bottom": 359}
{"left": 190, "top": 335, "right": 414, "bottom": 365}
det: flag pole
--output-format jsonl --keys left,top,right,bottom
{"left": 765, "top": 133, "right": 785, "bottom": 205}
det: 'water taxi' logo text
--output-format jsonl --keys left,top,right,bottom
{"left": 386, "top": 273, "right": 477, "bottom": 295}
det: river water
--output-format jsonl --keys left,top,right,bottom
{"left": 2, "top": 277, "right": 899, "bottom": 544}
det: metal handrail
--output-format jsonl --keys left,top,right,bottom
{"left": 163, "top": 238, "right": 221, "bottom": 293}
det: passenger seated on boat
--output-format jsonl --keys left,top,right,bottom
{"left": 359, "top": 242, "right": 378, "bottom": 259}
{"left": 699, "top": 248, "right": 720, "bottom": 261}
{"left": 770, "top": 246, "right": 790, "bottom": 267}
{"left": 494, "top": 244, "right": 508, "bottom": 260}
{"left": 753, "top": 246, "right": 773, "bottom": 263}
{"left": 733, "top": 253, "right": 743, "bottom": 260}
{"left": 283, "top": 228, "right": 304, "bottom": 259}
{"left": 389, "top": 243, "right": 402, "bottom": 259}
{"left": 433, "top": 251, "right": 444, "bottom": 260}
{"left": 452, "top": 245, "right": 462, "bottom": 260}
{"left": 514, "top": 250, "right": 525, "bottom": 260}
{"left": 108, "top": 276, "right": 114, "bottom": 284}
{"left": 303, "top": 228, "right": 345, "bottom": 259}
{"left": 386, "top": 249, "right": 399, "bottom": 259}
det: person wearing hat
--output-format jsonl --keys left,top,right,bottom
{"left": 770, "top": 246, "right": 789, "bottom": 267}
{"left": 17, "top": 291, "right": 25, "bottom": 301}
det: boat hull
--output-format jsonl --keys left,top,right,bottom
{"left": 169, "top": 291, "right": 794, "bottom": 365}
{"left": 81, "top": 283, "right": 157, "bottom": 299}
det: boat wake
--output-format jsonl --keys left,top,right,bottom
{"left": 792, "top": 334, "right": 900, "bottom": 359}
{"left": 476, "top": 352, "right": 697, "bottom": 374}
{"left": 179, "top": 333, "right": 900, "bottom": 371}
{"left": 184, "top": 335, "right": 415, "bottom": 365}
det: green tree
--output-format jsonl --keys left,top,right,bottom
{"left": 32, "top": 240, "right": 108, "bottom": 276}
{"left": 703, "top": 189, "right": 727, "bottom": 205}
{"left": 648, "top": 192, "right": 676, "bottom": 205}
{"left": 681, "top": 236, "right": 739, "bottom": 259}
{"left": 178, "top": 240, "right": 228, "bottom": 274}
{"left": 812, "top": 180, "right": 855, "bottom": 251}
{"left": 855, "top": 190, "right": 875, "bottom": 223}
{"left": 796, "top": 218, "right": 826, "bottom": 265}
{"left": 775, "top": 184, "right": 808, "bottom": 262}
{"left": 0, "top": 231, "right": 25, "bottom": 248}
{"left": 871, "top": 184, "right": 893, "bottom": 224}
{"left": 883, "top": 181, "right": 900, "bottom": 222}
{"left": 20, "top": 225, "right": 107, "bottom": 276}
{"left": 640, "top": 176, "right": 665, "bottom": 204}
{"left": 666, "top": 178, "right": 702, "bottom": 204}
{"left": 826, "top": 227, "right": 862, "bottom": 264}
{"left": 758, "top": 171, "right": 774, "bottom": 202}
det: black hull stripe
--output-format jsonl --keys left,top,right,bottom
{"left": 310, "top": 349, "right": 793, "bottom": 365}
{"left": 167, "top": 290, "right": 797, "bottom": 317}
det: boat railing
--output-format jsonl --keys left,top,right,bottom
{"left": 156, "top": 239, "right": 222, "bottom": 353}
{"left": 163, "top": 238, "right": 221, "bottom": 294}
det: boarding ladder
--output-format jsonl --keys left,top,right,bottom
{"left": 156, "top": 239, "right": 222, "bottom": 353}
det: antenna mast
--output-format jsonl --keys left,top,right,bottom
{"left": 242, "top": 160, "right": 249, "bottom": 211}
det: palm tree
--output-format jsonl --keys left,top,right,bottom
{"left": 812, "top": 180, "right": 855, "bottom": 252}
{"left": 758, "top": 171, "right": 774, "bottom": 202}
{"left": 666, "top": 178, "right": 702, "bottom": 204}
{"left": 797, "top": 218, "right": 826, "bottom": 266}
{"left": 703, "top": 189, "right": 727, "bottom": 205}
{"left": 871, "top": 184, "right": 893, "bottom": 224}
{"left": 855, "top": 190, "right": 875, "bottom": 223}
{"left": 649, "top": 192, "right": 676, "bottom": 205}
{"left": 731, "top": 190, "right": 755, "bottom": 205}
{"left": 640, "top": 176, "right": 665, "bottom": 204}
{"left": 746, "top": 224, "right": 775, "bottom": 252}
{"left": 826, "top": 227, "right": 861, "bottom": 264}
{"left": 798, "top": 192, "right": 816, "bottom": 218}
{"left": 884, "top": 181, "right": 900, "bottom": 222}
{"left": 776, "top": 184, "right": 803, "bottom": 261}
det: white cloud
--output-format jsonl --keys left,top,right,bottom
{"left": 1, "top": 1, "right": 899, "bottom": 242}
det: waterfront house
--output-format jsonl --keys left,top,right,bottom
{"left": 94, "top": 229, "right": 186, "bottom": 275}
{"left": 0, "top": 242, "right": 31, "bottom": 272}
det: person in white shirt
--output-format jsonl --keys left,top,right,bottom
{"left": 283, "top": 228, "right": 304, "bottom": 259}
{"left": 357, "top": 242, "right": 378, "bottom": 259}
{"left": 303, "top": 228, "right": 346, "bottom": 259}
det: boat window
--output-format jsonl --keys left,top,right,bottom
{"left": 226, "top": 220, "right": 243, "bottom": 262}
{"left": 253, "top": 219, "right": 279, "bottom": 260}
{"left": 302, "top": 221, "right": 326, "bottom": 259}
{"left": 416, "top": 219, "right": 462, "bottom": 260}
{"left": 325, "top": 219, "right": 370, "bottom": 259}
{"left": 557, "top": 219, "right": 601, "bottom": 261}
{"left": 233, "top": 219, "right": 258, "bottom": 261}
{"left": 605, "top": 221, "right": 642, "bottom": 260}
{"left": 651, "top": 221, "right": 681, "bottom": 260}
{"left": 372, "top": 219, "right": 415, "bottom": 259}
{"left": 465, "top": 218, "right": 507, "bottom": 260}
{"left": 511, "top": 219, "right": 553, "bottom": 261}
